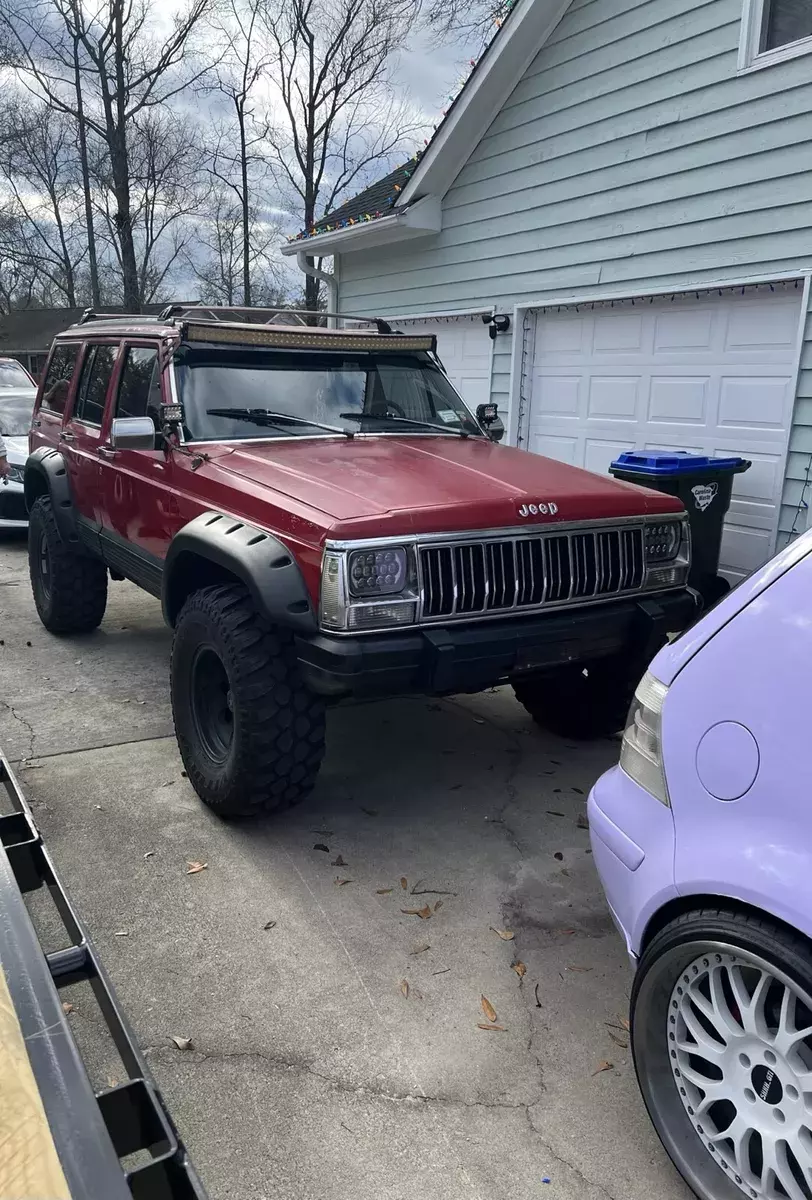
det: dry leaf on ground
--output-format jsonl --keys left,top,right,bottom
{"left": 567, "top": 965, "right": 592, "bottom": 973}
{"left": 335, "top": 877, "right": 353, "bottom": 886}
{"left": 512, "top": 961, "right": 527, "bottom": 979}
{"left": 607, "top": 1030, "right": 628, "bottom": 1049}
{"left": 144, "top": 850, "right": 155, "bottom": 859}
{"left": 400, "top": 877, "right": 408, "bottom": 890}
{"left": 473, "top": 717, "right": 485, "bottom": 725}
{"left": 576, "top": 814, "right": 589, "bottom": 829}
{"left": 490, "top": 927, "right": 514, "bottom": 941}
{"left": 434, "top": 900, "right": 443, "bottom": 913}
{"left": 331, "top": 855, "right": 347, "bottom": 867}
{"left": 62, "top": 1001, "right": 74, "bottom": 1014}
{"left": 186, "top": 862, "right": 208, "bottom": 875}
{"left": 620, "top": 1016, "right": 631, "bottom": 1032}
{"left": 477, "top": 1023, "right": 506, "bottom": 1032}
{"left": 534, "top": 983, "right": 542, "bottom": 1007}
{"left": 313, "top": 843, "right": 330, "bottom": 853}
{"left": 592, "top": 1060, "right": 614, "bottom": 1075}
{"left": 410, "top": 943, "right": 430, "bottom": 955}
{"left": 171, "top": 1035, "right": 194, "bottom": 1051}
{"left": 263, "top": 920, "right": 277, "bottom": 930}
{"left": 360, "top": 807, "right": 378, "bottom": 817}
{"left": 481, "top": 995, "right": 498, "bottom": 1023}
{"left": 114, "top": 930, "right": 129, "bottom": 937}
{"left": 400, "top": 979, "right": 410, "bottom": 998}
{"left": 376, "top": 888, "right": 393, "bottom": 894}
{"left": 401, "top": 905, "right": 432, "bottom": 919}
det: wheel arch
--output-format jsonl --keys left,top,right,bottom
{"left": 641, "top": 893, "right": 812, "bottom": 958}
{"left": 24, "top": 447, "right": 81, "bottom": 547}
{"left": 163, "top": 512, "right": 318, "bottom": 632}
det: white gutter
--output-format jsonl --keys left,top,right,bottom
{"left": 281, "top": 196, "right": 442, "bottom": 259}
{"left": 296, "top": 252, "right": 338, "bottom": 329}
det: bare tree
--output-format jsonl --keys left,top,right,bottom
{"left": 262, "top": 0, "right": 423, "bottom": 313}
{"left": 92, "top": 110, "right": 207, "bottom": 306}
{"left": 203, "top": 0, "right": 276, "bottom": 305}
{"left": 0, "top": 98, "right": 87, "bottom": 307}
{"left": 421, "top": 0, "right": 510, "bottom": 44}
{"left": 0, "top": 0, "right": 214, "bottom": 310}
{"left": 190, "top": 185, "right": 284, "bottom": 305}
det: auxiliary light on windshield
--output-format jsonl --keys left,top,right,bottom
{"left": 183, "top": 323, "right": 436, "bottom": 354}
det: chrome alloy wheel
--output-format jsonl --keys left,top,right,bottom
{"left": 670, "top": 949, "right": 812, "bottom": 1199}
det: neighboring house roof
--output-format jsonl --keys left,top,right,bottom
{"left": 281, "top": 0, "right": 573, "bottom": 259}
{"left": 0, "top": 304, "right": 189, "bottom": 355}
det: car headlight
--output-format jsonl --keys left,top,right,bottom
{"left": 348, "top": 547, "right": 407, "bottom": 597}
{"left": 644, "top": 517, "right": 690, "bottom": 591}
{"left": 619, "top": 671, "right": 669, "bottom": 805}
{"left": 320, "top": 544, "right": 418, "bottom": 631}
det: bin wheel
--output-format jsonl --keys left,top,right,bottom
{"left": 699, "top": 574, "right": 731, "bottom": 610}
{"left": 512, "top": 653, "right": 649, "bottom": 740}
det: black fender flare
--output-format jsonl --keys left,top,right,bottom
{"left": 162, "top": 511, "right": 318, "bottom": 633}
{"left": 24, "top": 447, "right": 82, "bottom": 548}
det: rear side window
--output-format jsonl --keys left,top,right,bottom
{"left": 74, "top": 344, "right": 118, "bottom": 425}
{"left": 41, "top": 344, "right": 80, "bottom": 415}
{"left": 115, "top": 346, "right": 161, "bottom": 427}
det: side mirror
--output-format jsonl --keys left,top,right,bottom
{"left": 109, "top": 416, "right": 156, "bottom": 451}
{"left": 476, "top": 403, "right": 505, "bottom": 443}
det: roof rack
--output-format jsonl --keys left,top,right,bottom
{"left": 0, "top": 751, "right": 207, "bottom": 1200}
{"left": 157, "top": 304, "right": 395, "bottom": 334}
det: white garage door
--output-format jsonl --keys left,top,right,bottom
{"left": 524, "top": 286, "right": 804, "bottom": 583}
{"left": 389, "top": 314, "right": 492, "bottom": 409}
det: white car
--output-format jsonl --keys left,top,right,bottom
{"left": 0, "top": 358, "right": 37, "bottom": 529}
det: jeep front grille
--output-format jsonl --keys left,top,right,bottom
{"left": 418, "top": 527, "right": 645, "bottom": 620}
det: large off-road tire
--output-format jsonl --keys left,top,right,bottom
{"left": 170, "top": 584, "right": 325, "bottom": 819}
{"left": 512, "top": 654, "right": 640, "bottom": 739}
{"left": 631, "top": 907, "right": 812, "bottom": 1200}
{"left": 28, "top": 495, "right": 108, "bottom": 634}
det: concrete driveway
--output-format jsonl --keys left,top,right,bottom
{"left": 0, "top": 532, "right": 690, "bottom": 1200}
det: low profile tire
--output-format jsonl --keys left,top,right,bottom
{"left": 170, "top": 584, "right": 325, "bottom": 819}
{"left": 631, "top": 907, "right": 812, "bottom": 1200}
{"left": 28, "top": 495, "right": 108, "bottom": 634}
{"left": 512, "top": 654, "right": 641, "bottom": 739}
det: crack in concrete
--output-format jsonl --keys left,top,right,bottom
{"left": 0, "top": 700, "right": 35, "bottom": 761}
{"left": 144, "top": 1043, "right": 543, "bottom": 1111}
{"left": 525, "top": 1103, "right": 620, "bottom": 1200}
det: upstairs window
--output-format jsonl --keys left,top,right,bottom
{"left": 740, "top": 0, "right": 812, "bottom": 69}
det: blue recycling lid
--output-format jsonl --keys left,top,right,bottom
{"left": 610, "top": 450, "right": 750, "bottom": 476}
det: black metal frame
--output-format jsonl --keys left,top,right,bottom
{"left": 78, "top": 303, "right": 395, "bottom": 334}
{"left": 0, "top": 753, "right": 207, "bottom": 1200}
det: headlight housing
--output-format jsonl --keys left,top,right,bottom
{"left": 321, "top": 544, "right": 418, "bottom": 631}
{"left": 644, "top": 516, "right": 690, "bottom": 591}
{"left": 620, "top": 671, "right": 669, "bottom": 805}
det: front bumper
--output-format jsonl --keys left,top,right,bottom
{"left": 296, "top": 587, "right": 698, "bottom": 698}
{"left": 588, "top": 765, "right": 679, "bottom": 963}
{"left": 0, "top": 479, "right": 26, "bottom": 527}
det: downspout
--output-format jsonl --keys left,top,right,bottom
{"left": 296, "top": 252, "right": 338, "bottom": 328}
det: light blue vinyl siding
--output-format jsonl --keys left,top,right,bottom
{"left": 336, "top": 0, "right": 812, "bottom": 537}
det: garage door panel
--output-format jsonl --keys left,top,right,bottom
{"left": 718, "top": 377, "right": 793, "bottom": 432}
{"left": 654, "top": 308, "right": 716, "bottom": 353}
{"left": 528, "top": 287, "right": 802, "bottom": 579}
{"left": 587, "top": 376, "right": 641, "bottom": 420}
{"left": 648, "top": 377, "right": 710, "bottom": 424}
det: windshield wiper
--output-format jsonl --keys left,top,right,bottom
{"left": 206, "top": 408, "right": 354, "bottom": 438}
{"left": 339, "top": 413, "right": 470, "bottom": 437}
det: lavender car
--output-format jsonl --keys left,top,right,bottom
{"left": 589, "top": 527, "right": 812, "bottom": 1200}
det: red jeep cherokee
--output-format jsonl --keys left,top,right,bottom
{"left": 25, "top": 307, "right": 695, "bottom": 818}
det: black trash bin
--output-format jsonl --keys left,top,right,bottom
{"left": 609, "top": 450, "right": 751, "bottom": 607}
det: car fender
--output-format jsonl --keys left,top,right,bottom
{"left": 24, "top": 447, "right": 83, "bottom": 548}
{"left": 162, "top": 511, "right": 318, "bottom": 632}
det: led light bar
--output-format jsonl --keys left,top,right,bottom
{"left": 183, "top": 322, "right": 436, "bottom": 353}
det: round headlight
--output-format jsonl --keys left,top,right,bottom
{"left": 348, "top": 547, "right": 408, "bottom": 597}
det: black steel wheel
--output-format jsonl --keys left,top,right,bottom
{"left": 171, "top": 583, "right": 325, "bottom": 818}
{"left": 28, "top": 496, "right": 108, "bottom": 634}
{"left": 632, "top": 907, "right": 812, "bottom": 1200}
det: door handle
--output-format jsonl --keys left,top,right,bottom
{"left": 59, "top": 431, "right": 75, "bottom": 442}
{"left": 98, "top": 446, "right": 116, "bottom": 460}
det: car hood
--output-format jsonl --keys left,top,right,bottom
{"left": 205, "top": 435, "right": 683, "bottom": 539}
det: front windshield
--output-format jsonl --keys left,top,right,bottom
{"left": 0, "top": 394, "right": 35, "bottom": 436}
{"left": 174, "top": 347, "right": 482, "bottom": 442}
{"left": 0, "top": 360, "right": 33, "bottom": 390}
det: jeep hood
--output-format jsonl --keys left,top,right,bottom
{"left": 207, "top": 435, "right": 682, "bottom": 538}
